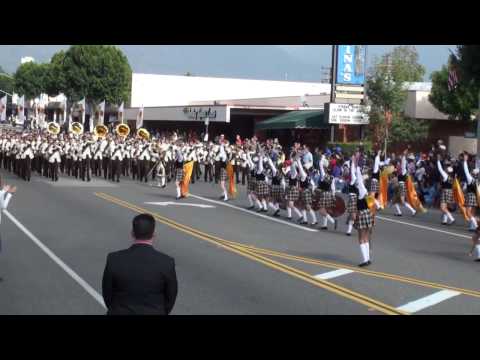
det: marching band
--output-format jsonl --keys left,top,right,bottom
{"left": 2, "top": 122, "right": 480, "bottom": 266}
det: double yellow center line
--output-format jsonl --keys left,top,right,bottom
{"left": 95, "top": 192, "right": 405, "bottom": 315}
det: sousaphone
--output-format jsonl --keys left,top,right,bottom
{"left": 116, "top": 123, "right": 130, "bottom": 138}
{"left": 137, "top": 127, "right": 150, "bottom": 141}
{"left": 71, "top": 122, "right": 84, "bottom": 135}
{"left": 47, "top": 122, "right": 60, "bottom": 135}
{"left": 94, "top": 124, "right": 109, "bottom": 139}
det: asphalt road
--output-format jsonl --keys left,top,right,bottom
{"left": 1, "top": 169, "right": 479, "bottom": 315}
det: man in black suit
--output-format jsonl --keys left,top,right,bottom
{"left": 102, "top": 214, "right": 178, "bottom": 315}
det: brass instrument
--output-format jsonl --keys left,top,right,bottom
{"left": 47, "top": 122, "right": 60, "bottom": 135}
{"left": 116, "top": 123, "right": 130, "bottom": 138}
{"left": 71, "top": 122, "right": 84, "bottom": 135}
{"left": 94, "top": 124, "right": 109, "bottom": 139}
{"left": 136, "top": 127, "right": 150, "bottom": 141}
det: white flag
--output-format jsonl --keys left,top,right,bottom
{"left": 97, "top": 100, "right": 105, "bottom": 125}
{"left": 136, "top": 105, "right": 144, "bottom": 129}
{"left": 62, "top": 96, "right": 67, "bottom": 126}
{"left": 12, "top": 93, "right": 18, "bottom": 105}
{"left": 17, "top": 95, "right": 25, "bottom": 124}
{"left": 39, "top": 94, "right": 49, "bottom": 127}
{"left": 68, "top": 110, "right": 73, "bottom": 133}
{"left": 0, "top": 96, "right": 6, "bottom": 122}
{"left": 77, "top": 98, "right": 86, "bottom": 126}
{"left": 118, "top": 102, "right": 124, "bottom": 124}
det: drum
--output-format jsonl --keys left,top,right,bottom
{"left": 326, "top": 195, "right": 346, "bottom": 218}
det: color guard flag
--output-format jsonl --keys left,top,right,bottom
{"left": 62, "top": 96, "right": 67, "bottom": 125}
{"left": 453, "top": 178, "right": 468, "bottom": 220}
{"left": 406, "top": 175, "right": 426, "bottom": 213}
{"left": 180, "top": 161, "right": 194, "bottom": 197}
{"left": 118, "top": 102, "right": 124, "bottom": 124}
{"left": 378, "top": 169, "right": 389, "bottom": 208}
{"left": 77, "top": 98, "right": 86, "bottom": 125}
{"left": 226, "top": 162, "right": 237, "bottom": 198}
{"left": 136, "top": 105, "right": 144, "bottom": 129}
{"left": 0, "top": 96, "right": 6, "bottom": 122}
{"left": 17, "top": 95, "right": 25, "bottom": 124}
{"left": 97, "top": 100, "right": 105, "bottom": 125}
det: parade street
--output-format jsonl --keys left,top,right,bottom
{"left": 1, "top": 169, "right": 479, "bottom": 315}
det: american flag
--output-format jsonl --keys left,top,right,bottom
{"left": 448, "top": 51, "right": 459, "bottom": 92}
{"left": 448, "top": 65, "right": 459, "bottom": 92}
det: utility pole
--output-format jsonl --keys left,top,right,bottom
{"left": 476, "top": 91, "right": 480, "bottom": 168}
{"left": 382, "top": 54, "right": 392, "bottom": 156}
{"left": 330, "top": 46, "right": 337, "bottom": 143}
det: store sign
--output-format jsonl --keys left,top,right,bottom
{"left": 133, "top": 105, "right": 229, "bottom": 123}
{"left": 327, "top": 103, "right": 370, "bottom": 125}
{"left": 336, "top": 45, "right": 367, "bottom": 86}
{"left": 183, "top": 107, "right": 217, "bottom": 120}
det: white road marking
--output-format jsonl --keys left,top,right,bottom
{"left": 396, "top": 289, "right": 461, "bottom": 313}
{"left": 189, "top": 194, "right": 318, "bottom": 232}
{"left": 145, "top": 201, "right": 215, "bottom": 208}
{"left": 4, "top": 210, "right": 107, "bottom": 310}
{"left": 376, "top": 216, "right": 471, "bottom": 239}
{"left": 314, "top": 269, "right": 354, "bottom": 280}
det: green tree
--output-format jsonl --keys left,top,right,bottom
{"left": 429, "top": 64, "right": 476, "bottom": 121}
{"left": 56, "top": 45, "right": 132, "bottom": 104}
{"left": 366, "top": 45, "right": 427, "bottom": 149}
{"left": 14, "top": 62, "right": 50, "bottom": 98}
{"left": 43, "top": 50, "right": 68, "bottom": 96}
{"left": 457, "top": 45, "right": 480, "bottom": 89}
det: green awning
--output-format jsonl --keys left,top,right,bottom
{"left": 255, "top": 110, "right": 328, "bottom": 131}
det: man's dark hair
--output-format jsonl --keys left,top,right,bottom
{"left": 132, "top": 214, "right": 155, "bottom": 240}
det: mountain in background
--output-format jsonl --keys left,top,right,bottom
{"left": 0, "top": 45, "right": 454, "bottom": 82}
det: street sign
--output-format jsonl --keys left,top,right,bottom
{"left": 326, "top": 103, "right": 370, "bottom": 125}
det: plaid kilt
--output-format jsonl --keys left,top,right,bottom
{"left": 271, "top": 184, "right": 284, "bottom": 203}
{"left": 465, "top": 191, "right": 477, "bottom": 208}
{"left": 354, "top": 209, "right": 374, "bottom": 230}
{"left": 255, "top": 180, "right": 270, "bottom": 198}
{"left": 247, "top": 176, "right": 257, "bottom": 192}
{"left": 398, "top": 181, "right": 406, "bottom": 198}
{"left": 370, "top": 178, "right": 379, "bottom": 194}
{"left": 300, "top": 189, "right": 313, "bottom": 207}
{"left": 286, "top": 185, "right": 300, "bottom": 202}
{"left": 347, "top": 193, "right": 358, "bottom": 214}
{"left": 318, "top": 190, "right": 335, "bottom": 209}
{"left": 219, "top": 167, "right": 227, "bottom": 182}
{"left": 175, "top": 167, "right": 184, "bottom": 182}
{"left": 440, "top": 188, "right": 454, "bottom": 205}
